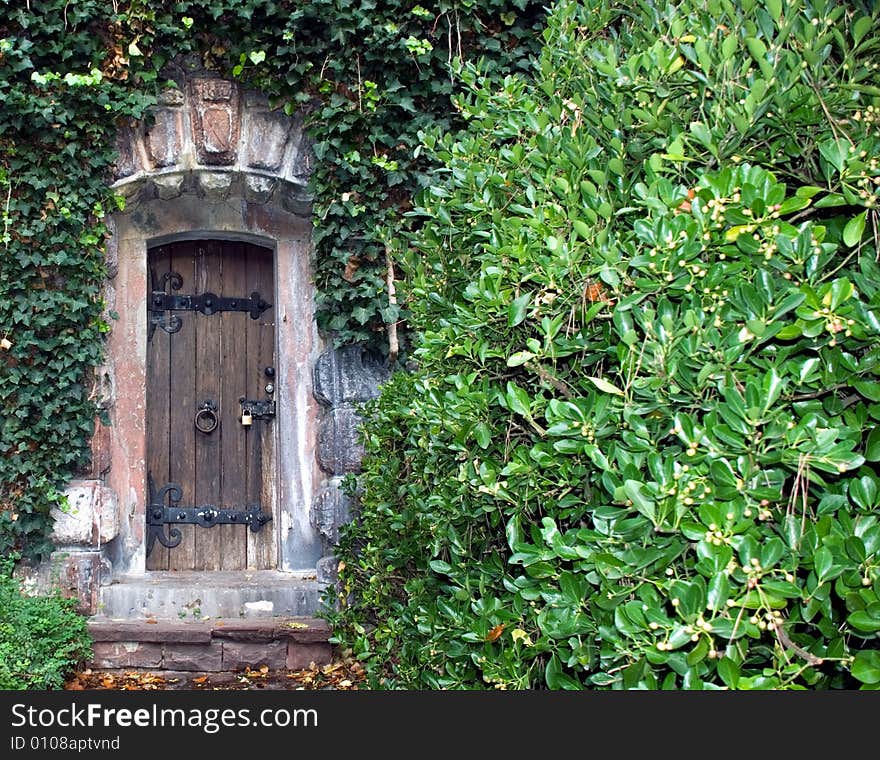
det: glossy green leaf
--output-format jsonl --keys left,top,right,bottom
{"left": 717, "top": 657, "right": 740, "bottom": 689}
{"left": 843, "top": 211, "right": 867, "bottom": 248}
{"left": 849, "top": 611, "right": 880, "bottom": 634}
{"left": 708, "top": 573, "right": 730, "bottom": 611}
{"left": 587, "top": 376, "right": 624, "bottom": 396}
{"left": 814, "top": 546, "right": 834, "bottom": 581}
{"left": 505, "top": 382, "right": 531, "bottom": 417}
{"left": 506, "top": 350, "right": 536, "bottom": 367}
{"left": 866, "top": 428, "right": 880, "bottom": 461}
{"left": 508, "top": 292, "right": 532, "bottom": 327}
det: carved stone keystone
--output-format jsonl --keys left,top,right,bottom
{"left": 190, "top": 78, "right": 241, "bottom": 165}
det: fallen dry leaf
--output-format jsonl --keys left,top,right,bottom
{"left": 485, "top": 624, "right": 506, "bottom": 642}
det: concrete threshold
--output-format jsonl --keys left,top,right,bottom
{"left": 96, "top": 570, "right": 329, "bottom": 620}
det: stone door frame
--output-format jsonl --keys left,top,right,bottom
{"left": 99, "top": 71, "right": 325, "bottom": 578}
{"left": 105, "top": 196, "right": 323, "bottom": 576}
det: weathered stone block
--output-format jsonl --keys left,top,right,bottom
{"left": 48, "top": 550, "right": 109, "bottom": 615}
{"left": 104, "top": 216, "right": 119, "bottom": 279}
{"left": 197, "top": 171, "right": 233, "bottom": 200}
{"left": 244, "top": 110, "right": 292, "bottom": 171}
{"left": 145, "top": 108, "right": 183, "bottom": 168}
{"left": 90, "top": 642, "right": 163, "bottom": 669}
{"left": 280, "top": 185, "right": 312, "bottom": 217}
{"left": 313, "top": 344, "right": 388, "bottom": 407}
{"left": 316, "top": 406, "right": 365, "bottom": 475}
{"left": 157, "top": 87, "right": 185, "bottom": 106}
{"left": 114, "top": 176, "right": 148, "bottom": 202}
{"left": 311, "top": 479, "right": 352, "bottom": 545}
{"left": 83, "top": 418, "right": 112, "bottom": 479}
{"left": 164, "top": 643, "right": 224, "bottom": 671}
{"left": 53, "top": 480, "right": 119, "bottom": 546}
{"left": 278, "top": 618, "right": 331, "bottom": 644}
{"left": 153, "top": 173, "right": 185, "bottom": 200}
{"left": 291, "top": 133, "right": 314, "bottom": 180}
{"left": 222, "top": 641, "right": 287, "bottom": 671}
{"left": 244, "top": 174, "right": 276, "bottom": 204}
{"left": 112, "top": 124, "right": 140, "bottom": 181}
{"left": 286, "top": 642, "right": 332, "bottom": 671}
{"left": 88, "top": 620, "right": 212, "bottom": 644}
{"left": 316, "top": 555, "right": 340, "bottom": 585}
{"left": 211, "top": 622, "right": 277, "bottom": 643}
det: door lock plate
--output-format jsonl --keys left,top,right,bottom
{"left": 239, "top": 398, "right": 276, "bottom": 421}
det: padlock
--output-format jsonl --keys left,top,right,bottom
{"left": 241, "top": 408, "right": 253, "bottom": 426}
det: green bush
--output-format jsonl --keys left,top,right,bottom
{"left": 330, "top": 0, "right": 880, "bottom": 689}
{"left": 0, "top": 556, "right": 92, "bottom": 690}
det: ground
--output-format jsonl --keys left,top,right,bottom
{"left": 64, "top": 651, "right": 368, "bottom": 691}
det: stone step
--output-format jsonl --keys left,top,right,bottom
{"left": 87, "top": 616, "right": 332, "bottom": 672}
{"left": 97, "top": 570, "right": 327, "bottom": 619}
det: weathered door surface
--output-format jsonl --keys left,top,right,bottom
{"left": 146, "top": 240, "right": 277, "bottom": 571}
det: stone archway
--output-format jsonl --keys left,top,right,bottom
{"left": 42, "top": 69, "right": 386, "bottom": 621}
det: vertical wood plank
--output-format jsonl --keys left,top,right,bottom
{"left": 168, "top": 242, "right": 197, "bottom": 570}
{"left": 145, "top": 246, "right": 171, "bottom": 571}
{"left": 247, "top": 243, "right": 277, "bottom": 570}
{"left": 218, "top": 241, "right": 248, "bottom": 570}
{"left": 193, "top": 240, "right": 222, "bottom": 570}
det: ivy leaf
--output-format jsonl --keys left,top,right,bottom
{"left": 351, "top": 306, "right": 372, "bottom": 324}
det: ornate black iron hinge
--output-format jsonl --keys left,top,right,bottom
{"left": 146, "top": 473, "right": 272, "bottom": 557}
{"left": 148, "top": 269, "right": 271, "bottom": 340}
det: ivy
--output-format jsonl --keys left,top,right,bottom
{"left": 0, "top": 1, "right": 547, "bottom": 560}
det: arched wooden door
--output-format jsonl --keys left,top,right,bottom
{"left": 145, "top": 239, "right": 277, "bottom": 571}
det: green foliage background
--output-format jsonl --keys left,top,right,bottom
{"left": 0, "top": 0, "right": 545, "bottom": 560}
{"left": 329, "top": 0, "right": 880, "bottom": 689}
{"left": 0, "top": 555, "right": 92, "bottom": 689}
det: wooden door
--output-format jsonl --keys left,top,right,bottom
{"left": 146, "top": 240, "right": 277, "bottom": 571}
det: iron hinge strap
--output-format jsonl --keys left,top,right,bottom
{"left": 147, "top": 269, "right": 271, "bottom": 340}
{"left": 146, "top": 475, "right": 271, "bottom": 557}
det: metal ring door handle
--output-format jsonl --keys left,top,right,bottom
{"left": 194, "top": 400, "right": 219, "bottom": 434}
